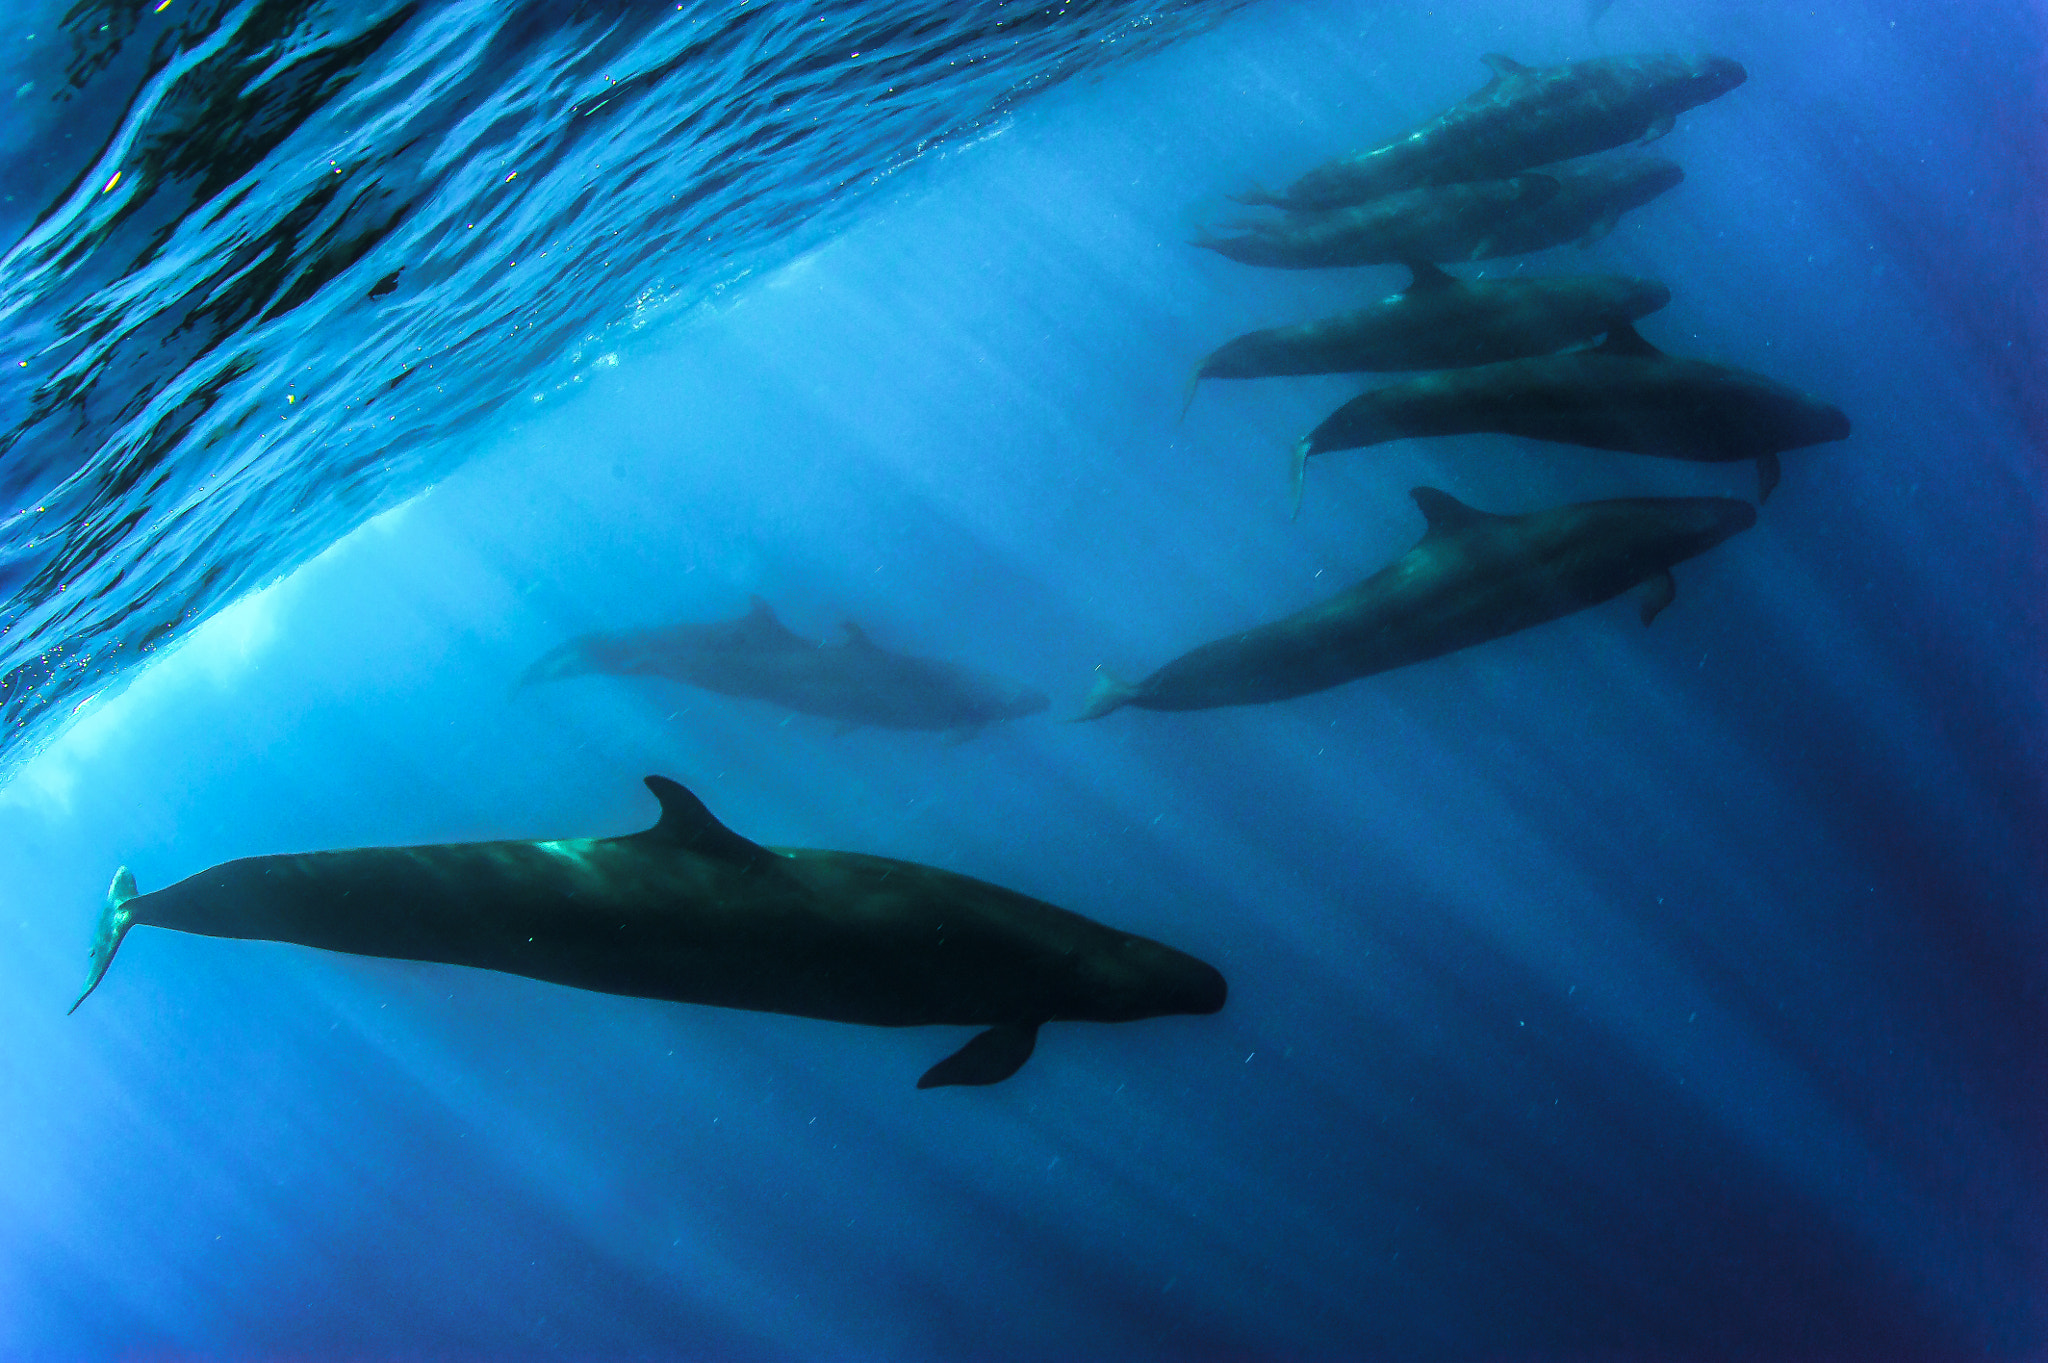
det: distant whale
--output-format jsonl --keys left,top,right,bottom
{"left": 71, "top": 776, "right": 1227, "bottom": 1089}
{"left": 1186, "top": 262, "right": 1669, "bottom": 409}
{"left": 1193, "top": 174, "right": 1558, "bottom": 269}
{"left": 1236, "top": 52, "right": 1745, "bottom": 211}
{"left": 1292, "top": 323, "right": 1851, "bottom": 512}
{"left": 522, "top": 597, "right": 1048, "bottom": 738}
{"left": 1077, "top": 488, "right": 1755, "bottom": 719}
{"left": 1464, "top": 156, "right": 1684, "bottom": 260}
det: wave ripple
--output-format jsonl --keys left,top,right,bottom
{"left": 0, "top": 0, "right": 1230, "bottom": 777}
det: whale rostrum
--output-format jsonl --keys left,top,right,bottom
{"left": 72, "top": 777, "right": 1227, "bottom": 1089}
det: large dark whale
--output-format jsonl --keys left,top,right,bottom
{"left": 1465, "top": 156, "right": 1684, "bottom": 260}
{"left": 70, "top": 776, "right": 1227, "bottom": 1089}
{"left": 1193, "top": 174, "right": 1558, "bottom": 269}
{"left": 1291, "top": 323, "right": 1851, "bottom": 513}
{"left": 1186, "top": 263, "right": 1669, "bottom": 408}
{"left": 1237, "top": 52, "right": 1744, "bottom": 211}
{"left": 1077, "top": 488, "right": 1754, "bottom": 719}
{"left": 522, "top": 597, "right": 1047, "bottom": 738}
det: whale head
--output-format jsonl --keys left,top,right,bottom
{"left": 1072, "top": 932, "right": 1228, "bottom": 1022}
{"left": 1686, "top": 54, "right": 1749, "bottom": 102}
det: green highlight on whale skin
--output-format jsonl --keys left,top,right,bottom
{"left": 69, "top": 778, "right": 1226, "bottom": 1089}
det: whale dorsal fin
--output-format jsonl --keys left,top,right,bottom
{"left": 1411, "top": 486, "right": 1495, "bottom": 535}
{"left": 1597, "top": 322, "right": 1663, "bottom": 357}
{"left": 1402, "top": 260, "right": 1456, "bottom": 293}
{"left": 1481, "top": 53, "right": 1531, "bottom": 79}
{"left": 739, "top": 595, "right": 792, "bottom": 639}
{"left": 841, "top": 620, "right": 876, "bottom": 649}
{"left": 640, "top": 775, "right": 770, "bottom": 869}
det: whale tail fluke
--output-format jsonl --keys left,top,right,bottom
{"left": 1289, "top": 437, "right": 1314, "bottom": 520}
{"left": 918, "top": 1023, "right": 1040, "bottom": 1088}
{"left": 1073, "top": 670, "right": 1139, "bottom": 722}
{"left": 71, "top": 867, "right": 138, "bottom": 1014}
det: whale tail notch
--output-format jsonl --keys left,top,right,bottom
{"left": 71, "top": 867, "right": 138, "bottom": 1014}
{"left": 918, "top": 1023, "right": 1040, "bottom": 1089}
{"left": 1074, "top": 669, "right": 1139, "bottom": 722}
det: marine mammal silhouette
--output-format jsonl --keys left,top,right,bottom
{"left": 1236, "top": 52, "right": 1744, "bottom": 211}
{"left": 1193, "top": 174, "right": 1559, "bottom": 269}
{"left": 1292, "top": 322, "right": 1851, "bottom": 513}
{"left": 70, "top": 776, "right": 1227, "bottom": 1089}
{"left": 522, "top": 597, "right": 1048, "bottom": 738}
{"left": 1461, "top": 155, "right": 1685, "bottom": 259}
{"left": 1186, "top": 262, "right": 1669, "bottom": 411}
{"left": 1077, "top": 488, "right": 1755, "bottom": 719}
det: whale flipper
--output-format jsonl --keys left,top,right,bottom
{"left": 917, "top": 1023, "right": 1040, "bottom": 1088}
{"left": 71, "top": 867, "right": 139, "bottom": 1014}
{"left": 638, "top": 776, "right": 771, "bottom": 870}
{"left": 1756, "top": 452, "right": 1781, "bottom": 504}
{"left": 1635, "top": 570, "right": 1676, "bottom": 625}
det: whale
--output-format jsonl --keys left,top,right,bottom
{"left": 1193, "top": 174, "right": 1558, "bottom": 269}
{"left": 1235, "top": 52, "right": 1744, "bottom": 211}
{"left": 522, "top": 597, "right": 1048, "bottom": 739}
{"left": 69, "top": 776, "right": 1227, "bottom": 1089}
{"left": 1185, "top": 262, "right": 1669, "bottom": 410}
{"left": 1291, "top": 322, "right": 1851, "bottom": 513}
{"left": 1463, "top": 156, "right": 1684, "bottom": 260}
{"left": 1077, "top": 488, "right": 1755, "bottom": 720}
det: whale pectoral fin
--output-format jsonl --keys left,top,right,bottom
{"left": 71, "top": 867, "right": 139, "bottom": 1014}
{"left": 917, "top": 1023, "right": 1040, "bottom": 1089}
{"left": 942, "top": 725, "right": 983, "bottom": 746}
{"left": 1289, "top": 438, "right": 1313, "bottom": 521}
{"left": 1635, "top": 570, "right": 1677, "bottom": 626}
{"left": 1756, "top": 452, "right": 1781, "bottom": 504}
{"left": 1641, "top": 113, "right": 1676, "bottom": 143}
{"left": 831, "top": 720, "right": 862, "bottom": 738}
{"left": 639, "top": 776, "right": 773, "bottom": 870}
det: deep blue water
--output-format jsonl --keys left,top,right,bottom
{"left": 3, "top": 0, "right": 2043, "bottom": 1359}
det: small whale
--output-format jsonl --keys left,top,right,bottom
{"left": 522, "top": 597, "right": 1048, "bottom": 740}
{"left": 70, "top": 776, "right": 1227, "bottom": 1089}
{"left": 1077, "top": 488, "right": 1755, "bottom": 719}
{"left": 1464, "top": 156, "right": 1684, "bottom": 260}
{"left": 1193, "top": 174, "right": 1559, "bottom": 269}
{"left": 1236, "top": 52, "right": 1745, "bottom": 211}
{"left": 1185, "top": 262, "right": 1670, "bottom": 411}
{"left": 1291, "top": 322, "right": 1851, "bottom": 513}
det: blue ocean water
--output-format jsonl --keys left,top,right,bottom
{"left": 2, "top": 0, "right": 2042, "bottom": 1358}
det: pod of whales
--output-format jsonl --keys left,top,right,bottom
{"left": 70, "top": 776, "right": 1227, "bottom": 1089}
{"left": 522, "top": 597, "right": 1047, "bottom": 738}
{"left": 1077, "top": 488, "right": 1755, "bottom": 720}
{"left": 1187, "top": 263, "right": 1669, "bottom": 404}
{"left": 1237, "top": 52, "right": 1745, "bottom": 211}
{"left": 1194, "top": 174, "right": 1559, "bottom": 268}
{"left": 1292, "top": 323, "right": 1851, "bottom": 513}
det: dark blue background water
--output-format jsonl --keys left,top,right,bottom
{"left": 2, "top": 0, "right": 2042, "bottom": 1359}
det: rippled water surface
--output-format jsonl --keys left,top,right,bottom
{"left": 0, "top": 0, "right": 1231, "bottom": 770}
